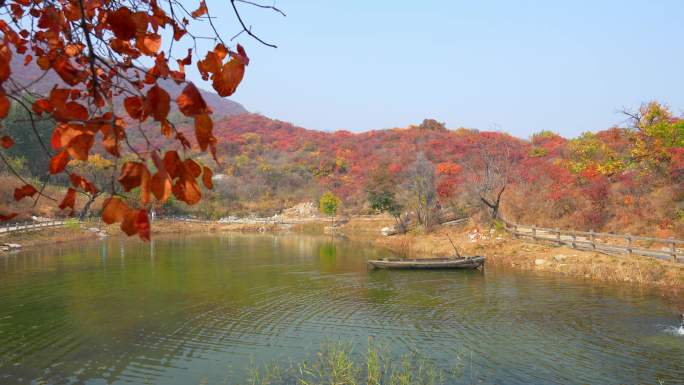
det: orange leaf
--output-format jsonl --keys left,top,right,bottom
{"left": 177, "top": 83, "right": 208, "bottom": 116}
{"left": 118, "top": 162, "right": 148, "bottom": 192}
{"left": 135, "top": 210, "right": 151, "bottom": 240}
{"left": 212, "top": 57, "right": 245, "bottom": 97}
{"left": 121, "top": 210, "right": 139, "bottom": 236}
{"left": 183, "top": 159, "right": 202, "bottom": 178}
{"left": 70, "top": 173, "right": 98, "bottom": 195}
{"left": 140, "top": 166, "right": 151, "bottom": 206}
{"left": 145, "top": 85, "right": 170, "bottom": 121}
{"left": 14, "top": 184, "right": 37, "bottom": 201}
{"left": 101, "top": 123, "right": 123, "bottom": 157}
{"left": 0, "top": 44, "right": 11, "bottom": 82}
{"left": 58, "top": 188, "right": 76, "bottom": 212}
{"left": 49, "top": 151, "right": 70, "bottom": 174}
{"left": 235, "top": 44, "right": 250, "bottom": 65}
{"left": 102, "top": 197, "right": 129, "bottom": 224}
{"left": 163, "top": 150, "right": 182, "bottom": 178}
{"left": 124, "top": 96, "right": 144, "bottom": 120}
{"left": 194, "top": 113, "right": 214, "bottom": 151}
{"left": 202, "top": 166, "right": 213, "bottom": 189}
{"left": 66, "top": 134, "right": 94, "bottom": 161}
{"left": 52, "top": 57, "right": 83, "bottom": 86}
{"left": 191, "top": 0, "right": 208, "bottom": 18}
{"left": 54, "top": 101, "right": 88, "bottom": 122}
{"left": 1, "top": 135, "right": 13, "bottom": 149}
{"left": 137, "top": 33, "right": 161, "bottom": 56}
{"left": 151, "top": 171, "right": 172, "bottom": 202}
{"left": 172, "top": 178, "right": 201, "bottom": 205}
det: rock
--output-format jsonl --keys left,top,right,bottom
{"left": 87, "top": 227, "right": 100, "bottom": 233}
{"left": 534, "top": 259, "right": 546, "bottom": 266}
{"left": 553, "top": 254, "right": 567, "bottom": 262}
{"left": 381, "top": 227, "right": 396, "bottom": 236}
{"left": 4, "top": 243, "right": 21, "bottom": 249}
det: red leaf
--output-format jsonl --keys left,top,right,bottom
{"left": 191, "top": 0, "right": 208, "bottom": 18}
{"left": 151, "top": 171, "right": 172, "bottom": 202}
{"left": 52, "top": 58, "right": 84, "bottom": 86}
{"left": 194, "top": 113, "right": 214, "bottom": 151}
{"left": 58, "top": 188, "right": 76, "bottom": 212}
{"left": 177, "top": 83, "right": 208, "bottom": 116}
{"left": 211, "top": 57, "right": 245, "bottom": 97}
{"left": 0, "top": 213, "right": 18, "bottom": 221}
{"left": 109, "top": 8, "right": 137, "bottom": 40}
{"left": 66, "top": 133, "right": 94, "bottom": 161}
{"left": 118, "top": 162, "right": 148, "bottom": 192}
{"left": 144, "top": 85, "right": 170, "bottom": 121}
{"left": 202, "top": 166, "right": 213, "bottom": 189}
{"left": 49, "top": 151, "right": 70, "bottom": 174}
{"left": 135, "top": 210, "right": 151, "bottom": 240}
{"left": 236, "top": 44, "right": 250, "bottom": 65}
{"left": 1, "top": 135, "right": 13, "bottom": 149}
{"left": 14, "top": 184, "right": 37, "bottom": 201}
{"left": 0, "top": 92, "right": 9, "bottom": 119}
{"left": 124, "top": 96, "right": 144, "bottom": 120}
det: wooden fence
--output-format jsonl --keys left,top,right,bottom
{"left": 0, "top": 220, "right": 65, "bottom": 235}
{"left": 501, "top": 219, "right": 682, "bottom": 263}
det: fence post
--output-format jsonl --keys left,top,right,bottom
{"left": 671, "top": 239, "right": 677, "bottom": 262}
{"left": 532, "top": 225, "right": 537, "bottom": 241}
{"left": 556, "top": 228, "right": 561, "bottom": 246}
{"left": 626, "top": 234, "right": 632, "bottom": 256}
{"left": 571, "top": 232, "right": 576, "bottom": 249}
{"left": 514, "top": 224, "right": 518, "bottom": 239}
{"left": 589, "top": 230, "right": 596, "bottom": 250}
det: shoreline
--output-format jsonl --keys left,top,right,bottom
{"left": 338, "top": 218, "right": 683, "bottom": 302}
{"left": 1, "top": 217, "right": 682, "bottom": 303}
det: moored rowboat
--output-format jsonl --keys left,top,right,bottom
{"left": 367, "top": 256, "right": 485, "bottom": 270}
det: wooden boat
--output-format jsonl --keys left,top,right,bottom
{"left": 367, "top": 256, "right": 485, "bottom": 270}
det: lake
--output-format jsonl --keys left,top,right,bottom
{"left": 0, "top": 233, "right": 682, "bottom": 384}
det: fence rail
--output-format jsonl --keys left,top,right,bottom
{"left": 0, "top": 220, "right": 65, "bottom": 235}
{"left": 500, "top": 219, "right": 682, "bottom": 263}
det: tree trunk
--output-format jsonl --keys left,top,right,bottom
{"left": 79, "top": 193, "right": 100, "bottom": 221}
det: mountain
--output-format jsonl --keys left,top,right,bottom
{"left": 7, "top": 54, "right": 247, "bottom": 118}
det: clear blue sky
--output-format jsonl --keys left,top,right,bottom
{"left": 191, "top": 1, "right": 684, "bottom": 138}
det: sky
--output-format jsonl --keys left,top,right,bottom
{"left": 189, "top": 1, "right": 684, "bottom": 138}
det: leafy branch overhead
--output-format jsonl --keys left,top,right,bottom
{"left": 0, "top": 0, "right": 283, "bottom": 239}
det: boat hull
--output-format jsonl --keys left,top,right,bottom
{"left": 367, "top": 256, "right": 485, "bottom": 270}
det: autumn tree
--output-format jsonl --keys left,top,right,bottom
{"left": 461, "top": 134, "right": 523, "bottom": 220}
{"left": 366, "top": 163, "right": 405, "bottom": 231}
{"left": 404, "top": 152, "right": 437, "bottom": 227}
{"left": 0, "top": 0, "right": 284, "bottom": 237}
{"left": 319, "top": 191, "right": 340, "bottom": 228}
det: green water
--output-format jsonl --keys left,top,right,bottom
{"left": 0, "top": 233, "right": 682, "bottom": 384}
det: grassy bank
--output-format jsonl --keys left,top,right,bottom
{"left": 339, "top": 217, "right": 684, "bottom": 300}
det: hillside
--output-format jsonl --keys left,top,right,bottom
{"left": 184, "top": 110, "right": 683, "bottom": 238}
{"left": 2, "top": 54, "right": 683, "bottom": 238}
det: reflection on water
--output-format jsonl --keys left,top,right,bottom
{"left": 0, "top": 233, "right": 682, "bottom": 385}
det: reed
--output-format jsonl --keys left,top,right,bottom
{"left": 246, "top": 340, "right": 460, "bottom": 385}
